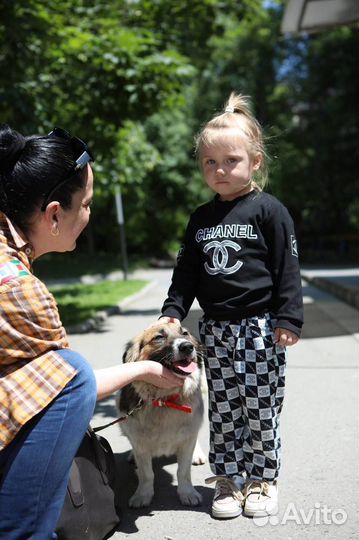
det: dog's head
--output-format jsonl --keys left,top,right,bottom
{"left": 123, "top": 322, "right": 202, "bottom": 378}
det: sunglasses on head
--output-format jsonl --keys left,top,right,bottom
{"left": 40, "top": 127, "right": 94, "bottom": 212}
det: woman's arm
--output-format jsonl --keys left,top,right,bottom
{"left": 94, "top": 360, "right": 184, "bottom": 400}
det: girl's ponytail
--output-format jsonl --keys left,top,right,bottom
{"left": 223, "top": 93, "right": 253, "bottom": 118}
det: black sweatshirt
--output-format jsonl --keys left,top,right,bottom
{"left": 161, "top": 190, "right": 303, "bottom": 337}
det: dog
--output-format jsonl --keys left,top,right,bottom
{"left": 116, "top": 322, "right": 206, "bottom": 508}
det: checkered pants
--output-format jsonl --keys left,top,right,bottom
{"left": 199, "top": 313, "right": 286, "bottom": 482}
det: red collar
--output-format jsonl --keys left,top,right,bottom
{"left": 151, "top": 393, "right": 192, "bottom": 414}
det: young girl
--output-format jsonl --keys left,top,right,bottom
{"left": 159, "top": 93, "right": 303, "bottom": 519}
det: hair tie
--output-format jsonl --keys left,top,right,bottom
{"left": 225, "top": 106, "right": 235, "bottom": 113}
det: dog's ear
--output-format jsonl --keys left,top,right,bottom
{"left": 122, "top": 337, "right": 142, "bottom": 363}
{"left": 122, "top": 341, "right": 133, "bottom": 363}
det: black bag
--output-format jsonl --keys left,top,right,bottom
{"left": 56, "top": 426, "right": 121, "bottom": 540}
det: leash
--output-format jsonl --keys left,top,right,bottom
{"left": 93, "top": 393, "right": 192, "bottom": 433}
{"left": 93, "top": 399, "right": 144, "bottom": 432}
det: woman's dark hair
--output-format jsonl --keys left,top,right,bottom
{"left": 0, "top": 124, "right": 89, "bottom": 233}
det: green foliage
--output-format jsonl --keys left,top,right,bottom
{"left": 50, "top": 279, "right": 147, "bottom": 326}
{"left": 271, "top": 26, "right": 359, "bottom": 240}
{"left": 198, "top": 1, "right": 281, "bottom": 117}
{"left": 0, "top": 0, "right": 194, "bottom": 139}
{"left": 0, "top": 0, "right": 357, "bottom": 263}
{"left": 33, "top": 252, "right": 129, "bottom": 281}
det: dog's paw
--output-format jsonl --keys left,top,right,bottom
{"left": 192, "top": 449, "right": 206, "bottom": 465}
{"left": 177, "top": 486, "right": 203, "bottom": 506}
{"left": 129, "top": 488, "right": 154, "bottom": 508}
{"left": 192, "top": 441, "right": 206, "bottom": 465}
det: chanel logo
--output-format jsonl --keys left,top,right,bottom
{"left": 203, "top": 240, "right": 243, "bottom": 275}
{"left": 291, "top": 235, "right": 298, "bottom": 257}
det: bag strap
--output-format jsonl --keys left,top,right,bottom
{"left": 66, "top": 428, "right": 112, "bottom": 506}
{"left": 67, "top": 461, "right": 84, "bottom": 507}
{"left": 87, "top": 428, "right": 111, "bottom": 485}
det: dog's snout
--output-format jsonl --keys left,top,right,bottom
{"left": 178, "top": 341, "right": 194, "bottom": 355}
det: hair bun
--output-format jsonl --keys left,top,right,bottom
{"left": 0, "top": 124, "right": 27, "bottom": 172}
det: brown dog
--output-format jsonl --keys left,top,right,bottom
{"left": 116, "top": 322, "right": 205, "bottom": 508}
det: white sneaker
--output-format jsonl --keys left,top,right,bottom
{"left": 205, "top": 475, "right": 244, "bottom": 519}
{"left": 243, "top": 480, "right": 278, "bottom": 517}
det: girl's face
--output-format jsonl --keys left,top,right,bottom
{"left": 200, "top": 131, "right": 261, "bottom": 201}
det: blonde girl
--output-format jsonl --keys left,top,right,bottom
{"left": 159, "top": 92, "right": 303, "bottom": 519}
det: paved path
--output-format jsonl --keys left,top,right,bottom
{"left": 68, "top": 269, "right": 358, "bottom": 540}
{"left": 301, "top": 267, "right": 359, "bottom": 310}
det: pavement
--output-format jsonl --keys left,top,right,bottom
{"left": 64, "top": 266, "right": 359, "bottom": 540}
{"left": 300, "top": 267, "right": 359, "bottom": 310}
{"left": 57, "top": 266, "right": 359, "bottom": 334}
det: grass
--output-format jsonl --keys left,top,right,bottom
{"left": 33, "top": 252, "right": 147, "bottom": 281}
{"left": 50, "top": 279, "right": 148, "bottom": 327}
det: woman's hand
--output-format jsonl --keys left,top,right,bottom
{"left": 136, "top": 360, "right": 184, "bottom": 389}
{"left": 95, "top": 360, "right": 183, "bottom": 400}
{"left": 274, "top": 327, "right": 299, "bottom": 347}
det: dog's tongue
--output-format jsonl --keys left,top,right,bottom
{"left": 174, "top": 361, "right": 198, "bottom": 375}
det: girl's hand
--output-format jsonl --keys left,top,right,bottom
{"left": 148, "top": 317, "right": 181, "bottom": 328}
{"left": 274, "top": 327, "right": 299, "bottom": 347}
{"left": 149, "top": 316, "right": 181, "bottom": 328}
{"left": 137, "top": 360, "right": 184, "bottom": 389}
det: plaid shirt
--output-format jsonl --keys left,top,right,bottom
{"left": 0, "top": 212, "right": 76, "bottom": 451}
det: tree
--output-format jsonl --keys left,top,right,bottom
{"left": 1, "top": 0, "right": 357, "bottom": 262}
{"left": 264, "top": 25, "right": 358, "bottom": 262}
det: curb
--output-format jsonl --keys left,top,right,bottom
{"left": 65, "top": 280, "right": 157, "bottom": 334}
{"left": 302, "top": 274, "right": 359, "bottom": 310}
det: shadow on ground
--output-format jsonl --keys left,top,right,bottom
{"left": 94, "top": 396, "right": 213, "bottom": 537}
{"left": 95, "top": 396, "right": 118, "bottom": 420}
{"left": 112, "top": 451, "right": 213, "bottom": 535}
{"left": 174, "top": 283, "right": 359, "bottom": 340}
